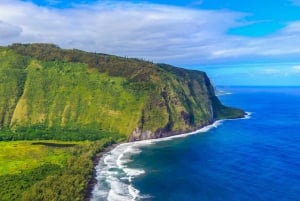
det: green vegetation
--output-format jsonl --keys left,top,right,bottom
{"left": 0, "top": 44, "right": 244, "bottom": 141}
{"left": 0, "top": 139, "right": 114, "bottom": 201}
{"left": 0, "top": 43, "right": 244, "bottom": 200}
{"left": 0, "top": 141, "right": 72, "bottom": 175}
{"left": 211, "top": 96, "right": 244, "bottom": 120}
{"left": 9, "top": 59, "right": 146, "bottom": 137}
{"left": 0, "top": 126, "right": 125, "bottom": 141}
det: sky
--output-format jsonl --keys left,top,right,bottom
{"left": 1, "top": 0, "right": 300, "bottom": 85}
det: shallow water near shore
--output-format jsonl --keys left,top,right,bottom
{"left": 92, "top": 86, "right": 300, "bottom": 201}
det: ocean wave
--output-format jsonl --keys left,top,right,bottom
{"left": 243, "top": 112, "right": 252, "bottom": 119}
{"left": 92, "top": 142, "right": 150, "bottom": 201}
{"left": 91, "top": 115, "right": 250, "bottom": 201}
{"left": 216, "top": 90, "right": 233, "bottom": 96}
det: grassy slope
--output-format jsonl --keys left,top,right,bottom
{"left": 0, "top": 48, "right": 148, "bottom": 140}
{"left": 0, "top": 44, "right": 244, "bottom": 141}
{"left": 0, "top": 139, "right": 114, "bottom": 201}
{"left": 0, "top": 141, "right": 73, "bottom": 175}
{"left": 0, "top": 48, "right": 27, "bottom": 128}
{"left": 10, "top": 59, "right": 146, "bottom": 136}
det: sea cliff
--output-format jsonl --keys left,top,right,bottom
{"left": 0, "top": 43, "right": 244, "bottom": 141}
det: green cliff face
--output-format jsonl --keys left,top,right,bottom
{"left": 0, "top": 44, "right": 244, "bottom": 141}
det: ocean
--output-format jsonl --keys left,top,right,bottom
{"left": 91, "top": 86, "right": 300, "bottom": 201}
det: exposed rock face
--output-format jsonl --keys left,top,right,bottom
{"left": 128, "top": 65, "right": 245, "bottom": 141}
{"left": 0, "top": 43, "right": 245, "bottom": 141}
{"left": 129, "top": 128, "right": 154, "bottom": 141}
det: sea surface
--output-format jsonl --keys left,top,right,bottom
{"left": 92, "top": 86, "right": 300, "bottom": 201}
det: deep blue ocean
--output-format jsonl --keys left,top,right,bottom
{"left": 92, "top": 86, "right": 300, "bottom": 201}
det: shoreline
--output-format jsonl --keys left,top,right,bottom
{"left": 85, "top": 122, "right": 220, "bottom": 201}
{"left": 84, "top": 143, "right": 118, "bottom": 201}
{"left": 85, "top": 112, "right": 250, "bottom": 200}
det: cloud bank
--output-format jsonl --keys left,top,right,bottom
{"left": 0, "top": 0, "right": 300, "bottom": 66}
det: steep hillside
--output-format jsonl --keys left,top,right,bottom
{"left": 0, "top": 43, "right": 244, "bottom": 141}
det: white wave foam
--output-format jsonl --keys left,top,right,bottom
{"left": 92, "top": 142, "right": 148, "bottom": 201}
{"left": 92, "top": 113, "right": 251, "bottom": 201}
{"left": 216, "top": 90, "right": 233, "bottom": 96}
{"left": 92, "top": 121, "right": 226, "bottom": 201}
{"left": 124, "top": 168, "right": 145, "bottom": 177}
{"left": 129, "top": 120, "right": 224, "bottom": 145}
{"left": 217, "top": 92, "right": 233, "bottom": 96}
{"left": 243, "top": 112, "right": 252, "bottom": 119}
{"left": 91, "top": 122, "right": 224, "bottom": 201}
{"left": 128, "top": 184, "right": 140, "bottom": 200}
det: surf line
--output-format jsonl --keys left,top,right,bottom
{"left": 91, "top": 112, "right": 251, "bottom": 201}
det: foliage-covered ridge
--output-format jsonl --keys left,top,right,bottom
{"left": 0, "top": 43, "right": 245, "bottom": 141}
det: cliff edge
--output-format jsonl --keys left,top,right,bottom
{"left": 0, "top": 43, "right": 245, "bottom": 141}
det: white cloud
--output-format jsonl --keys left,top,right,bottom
{"left": 0, "top": 1, "right": 300, "bottom": 66}
{"left": 201, "top": 21, "right": 300, "bottom": 61}
{"left": 0, "top": 0, "right": 245, "bottom": 63}
{"left": 0, "top": 20, "right": 22, "bottom": 38}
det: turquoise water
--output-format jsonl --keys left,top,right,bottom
{"left": 92, "top": 86, "right": 300, "bottom": 201}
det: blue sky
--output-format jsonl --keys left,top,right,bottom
{"left": 1, "top": 0, "right": 300, "bottom": 85}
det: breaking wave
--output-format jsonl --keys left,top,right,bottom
{"left": 91, "top": 114, "right": 251, "bottom": 201}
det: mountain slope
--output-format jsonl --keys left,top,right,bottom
{"left": 0, "top": 43, "right": 244, "bottom": 141}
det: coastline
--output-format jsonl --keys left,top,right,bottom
{"left": 86, "top": 112, "right": 250, "bottom": 200}
{"left": 84, "top": 143, "right": 118, "bottom": 201}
